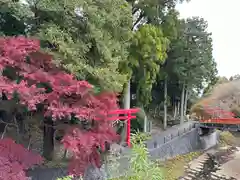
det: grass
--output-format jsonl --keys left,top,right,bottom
{"left": 47, "top": 152, "right": 200, "bottom": 180}
{"left": 218, "top": 131, "right": 237, "bottom": 146}
{"left": 158, "top": 151, "right": 202, "bottom": 180}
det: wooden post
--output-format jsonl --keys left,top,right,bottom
{"left": 126, "top": 112, "right": 131, "bottom": 147}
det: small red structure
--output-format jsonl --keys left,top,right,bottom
{"left": 105, "top": 108, "right": 139, "bottom": 147}
{"left": 199, "top": 105, "right": 240, "bottom": 124}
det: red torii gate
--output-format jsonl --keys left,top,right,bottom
{"left": 105, "top": 108, "right": 139, "bottom": 147}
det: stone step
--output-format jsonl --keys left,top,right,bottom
{"left": 211, "top": 172, "right": 221, "bottom": 177}
{"left": 187, "top": 173, "right": 196, "bottom": 178}
{"left": 196, "top": 159, "right": 208, "bottom": 163}
{"left": 186, "top": 168, "right": 199, "bottom": 173}
{"left": 210, "top": 175, "right": 219, "bottom": 180}
{"left": 193, "top": 166, "right": 204, "bottom": 171}
{"left": 183, "top": 176, "right": 192, "bottom": 180}
{"left": 211, "top": 172, "right": 231, "bottom": 180}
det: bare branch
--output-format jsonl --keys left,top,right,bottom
{"left": 0, "top": 119, "right": 17, "bottom": 127}
{"left": 1, "top": 124, "right": 8, "bottom": 139}
{"left": 27, "top": 135, "right": 32, "bottom": 150}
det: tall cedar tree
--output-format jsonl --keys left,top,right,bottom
{"left": 0, "top": 36, "right": 120, "bottom": 177}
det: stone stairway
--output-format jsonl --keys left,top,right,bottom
{"left": 181, "top": 168, "right": 235, "bottom": 180}
{"left": 179, "top": 149, "right": 237, "bottom": 180}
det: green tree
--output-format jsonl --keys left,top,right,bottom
{"left": 128, "top": 0, "right": 190, "bottom": 28}
{"left": 121, "top": 0, "right": 190, "bottom": 130}
{"left": 123, "top": 0, "right": 188, "bottom": 107}
{"left": 229, "top": 74, "right": 240, "bottom": 81}
{"left": 0, "top": 0, "right": 31, "bottom": 36}
{"left": 120, "top": 0, "right": 185, "bottom": 134}
{"left": 25, "top": 0, "right": 132, "bottom": 92}
{"left": 149, "top": 16, "right": 217, "bottom": 126}
{"left": 167, "top": 17, "right": 217, "bottom": 123}
{"left": 129, "top": 25, "right": 169, "bottom": 106}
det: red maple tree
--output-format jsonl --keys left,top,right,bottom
{"left": 0, "top": 36, "right": 120, "bottom": 178}
{"left": 0, "top": 138, "right": 43, "bottom": 180}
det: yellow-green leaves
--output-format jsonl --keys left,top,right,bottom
{"left": 129, "top": 24, "right": 169, "bottom": 106}
{"left": 129, "top": 133, "right": 164, "bottom": 180}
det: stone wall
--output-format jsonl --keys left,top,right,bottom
{"left": 28, "top": 121, "right": 219, "bottom": 180}
{"left": 106, "top": 126, "right": 203, "bottom": 178}
{"left": 145, "top": 121, "right": 196, "bottom": 150}
{"left": 106, "top": 124, "right": 219, "bottom": 178}
{"left": 148, "top": 127, "right": 202, "bottom": 161}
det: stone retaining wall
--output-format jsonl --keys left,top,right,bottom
{"left": 28, "top": 121, "right": 219, "bottom": 180}
{"left": 149, "top": 128, "right": 202, "bottom": 161}
{"left": 106, "top": 127, "right": 203, "bottom": 178}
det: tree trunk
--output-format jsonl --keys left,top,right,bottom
{"left": 43, "top": 118, "right": 55, "bottom": 160}
{"left": 184, "top": 88, "right": 189, "bottom": 116}
{"left": 158, "top": 105, "right": 161, "bottom": 117}
{"left": 120, "top": 80, "right": 131, "bottom": 145}
{"left": 154, "top": 106, "right": 157, "bottom": 118}
{"left": 163, "top": 77, "right": 168, "bottom": 129}
{"left": 177, "top": 101, "right": 180, "bottom": 116}
{"left": 123, "top": 80, "right": 130, "bottom": 109}
{"left": 173, "top": 101, "right": 177, "bottom": 120}
{"left": 172, "top": 100, "right": 174, "bottom": 115}
{"left": 143, "top": 114, "right": 147, "bottom": 132}
{"left": 16, "top": 112, "right": 25, "bottom": 134}
{"left": 180, "top": 83, "right": 185, "bottom": 124}
{"left": 142, "top": 107, "right": 147, "bottom": 133}
{"left": 0, "top": 110, "right": 7, "bottom": 133}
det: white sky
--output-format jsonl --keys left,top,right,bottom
{"left": 176, "top": 0, "right": 240, "bottom": 78}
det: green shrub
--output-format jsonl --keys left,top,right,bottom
{"left": 57, "top": 176, "right": 73, "bottom": 180}
{"left": 112, "top": 132, "right": 163, "bottom": 180}
{"left": 219, "top": 131, "right": 236, "bottom": 146}
{"left": 161, "top": 151, "right": 201, "bottom": 180}
{"left": 58, "top": 133, "right": 162, "bottom": 180}
{"left": 57, "top": 176, "right": 83, "bottom": 180}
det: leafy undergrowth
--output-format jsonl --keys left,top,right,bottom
{"left": 159, "top": 151, "right": 202, "bottom": 180}
{"left": 58, "top": 133, "right": 163, "bottom": 180}
{"left": 109, "top": 133, "right": 163, "bottom": 180}
{"left": 57, "top": 176, "right": 83, "bottom": 180}
{"left": 218, "top": 131, "right": 237, "bottom": 146}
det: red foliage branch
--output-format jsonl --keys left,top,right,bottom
{"left": 0, "top": 138, "right": 43, "bottom": 180}
{"left": 0, "top": 36, "right": 120, "bottom": 176}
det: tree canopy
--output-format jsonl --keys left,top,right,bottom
{"left": 0, "top": 0, "right": 219, "bottom": 179}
